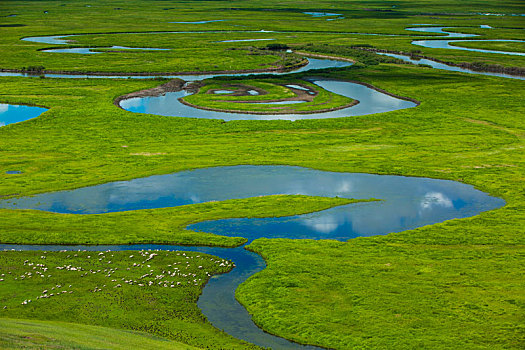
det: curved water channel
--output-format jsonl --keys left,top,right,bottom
{"left": 406, "top": 25, "right": 525, "bottom": 56}
{"left": 0, "top": 165, "right": 505, "bottom": 349}
{"left": 0, "top": 25, "right": 520, "bottom": 81}
{"left": 377, "top": 52, "right": 525, "bottom": 80}
{"left": 119, "top": 79, "right": 417, "bottom": 121}
{"left": 0, "top": 23, "right": 518, "bottom": 348}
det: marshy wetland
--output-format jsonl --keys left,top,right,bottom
{"left": 0, "top": 1, "right": 523, "bottom": 349}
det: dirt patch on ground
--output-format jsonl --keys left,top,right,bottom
{"left": 294, "top": 51, "right": 356, "bottom": 63}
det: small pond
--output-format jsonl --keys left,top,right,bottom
{"left": 0, "top": 103, "right": 48, "bottom": 127}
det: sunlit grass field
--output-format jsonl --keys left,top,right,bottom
{"left": 0, "top": 0, "right": 523, "bottom": 349}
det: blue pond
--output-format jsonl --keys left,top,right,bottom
{"left": 0, "top": 103, "right": 48, "bottom": 127}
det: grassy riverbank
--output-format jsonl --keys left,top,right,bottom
{"left": 1, "top": 0, "right": 524, "bottom": 73}
{"left": 450, "top": 40, "right": 525, "bottom": 53}
{"left": 0, "top": 250, "right": 263, "bottom": 349}
{"left": 0, "top": 196, "right": 354, "bottom": 246}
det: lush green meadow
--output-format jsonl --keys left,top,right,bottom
{"left": 1, "top": 0, "right": 524, "bottom": 72}
{"left": 0, "top": 318, "right": 199, "bottom": 349}
{"left": 0, "top": 250, "right": 261, "bottom": 349}
{"left": 0, "top": 0, "right": 524, "bottom": 349}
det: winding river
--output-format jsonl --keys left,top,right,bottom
{"left": 0, "top": 165, "right": 505, "bottom": 349}
{"left": 0, "top": 22, "right": 520, "bottom": 349}
{"left": 119, "top": 78, "right": 417, "bottom": 121}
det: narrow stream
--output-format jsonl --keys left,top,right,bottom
{"left": 407, "top": 25, "right": 525, "bottom": 56}
{"left": 377, "top": 52, "right": 525, "bottom": 80}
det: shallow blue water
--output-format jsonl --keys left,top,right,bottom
{"left": 0, "top": 103, "right": 48, "bottom": 127}
{"left": 170, "top": 20, "right": 226, "bottom": 24}
{"left": 303, "top": 12, "right": 342, "bottom": 17}
{"left": 412, "top": 38, "right": 525, "bottom": 56}
{"left": 41, "top": 46, "right": 170, "bottom": 54}
{"left": 0, "top": 165, "right": 503, "bottom": 229}
{"left": 216, "top": 38, "right": 275, "bottom": 43}
{"left": 406, "top": 26, "right": 478, "bottom": 38}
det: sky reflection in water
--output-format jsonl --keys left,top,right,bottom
{"left": 0, "top": 103, "right": 48, "bottom": 127}
{"left": 0, "top": 166, "right": 504, "bottom": 243}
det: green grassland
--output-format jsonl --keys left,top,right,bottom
{"left": 0, "top": 250, "right": 261, "bottom": 349}
{"left": 181, "top": 78, "right": 354, "bottom": 114}
{"left": 0, "top": 0, "right": 524, "bottom": 72}
{"left": 1, "top": 62, "right": 523, "bottom": 348}
{"left": 0, "top": 318, "right": 200, "bottom": 349}
{"left": 242, "top": 237, "right": 524, "bottom": 349}
{"left": 0, "top": 0, "right": 524, "bottom": 349}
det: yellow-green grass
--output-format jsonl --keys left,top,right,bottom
{"left": 0, "top": 250, "right": 259, "bottom": 349}
{"left": 0, "top": 318, "right": 199, "bottom": 349}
